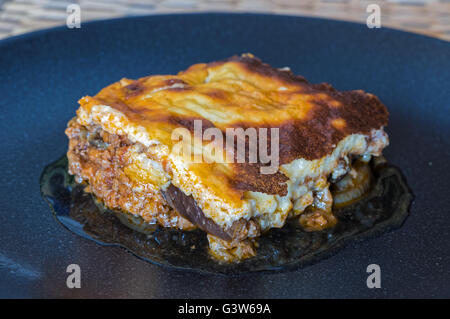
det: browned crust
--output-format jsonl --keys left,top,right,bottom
{"left": 210, "top": 54, "right": 309, "bottom": 85}
{"left": 211, "top": 55, "right": 388, "bottom": 164}
{"left": 210, "top": 56, "right": 388, "bottom": 195}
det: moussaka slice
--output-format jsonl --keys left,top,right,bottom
{"left": 65, "top": 54, "right": 389, "bottom": 262}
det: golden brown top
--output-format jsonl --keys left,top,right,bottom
{"left": 77, "top": 54, "right": 388, "bottom": 196}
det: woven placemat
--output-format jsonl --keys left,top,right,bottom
{"left": 0, "top": 0, "right": 449, "bottom": 41}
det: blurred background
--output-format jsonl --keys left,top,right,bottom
{"left": 0, "top": 0, "right": 448, "bottom": 40}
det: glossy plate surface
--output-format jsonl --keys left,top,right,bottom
{"left": 0, "top": 13, "right": 449, "bottom": 298}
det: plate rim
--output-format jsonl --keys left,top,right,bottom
{"left": 1, "top": 12, "right": 449, "bottom": 50}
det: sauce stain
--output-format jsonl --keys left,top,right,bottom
{"left": 40, "top": 156, "right": 413, "bottom": 275}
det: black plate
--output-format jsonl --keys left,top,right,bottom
{"left": 0, "top": 13, "right": 449, "bottom": 298}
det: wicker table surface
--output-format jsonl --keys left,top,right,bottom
{"left": 0, "top": 0, "right": 449, "bottom": 41}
